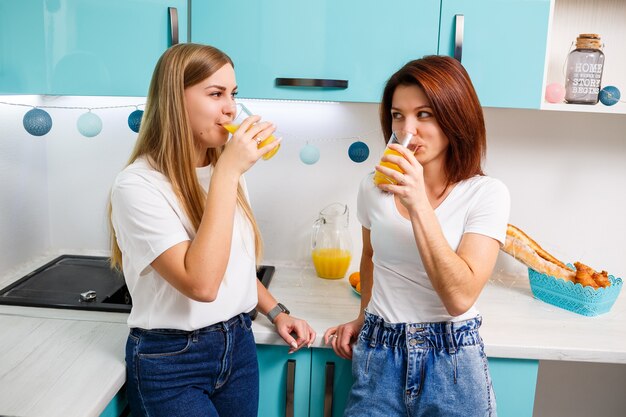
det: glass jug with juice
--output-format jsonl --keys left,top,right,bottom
{"left": 223, "top": 103, "right": 280, "bottom": 160}
{"left": 311, "top": 203, "right": 352, "bottom": 279}
{"left": 373, "top": 131, "right": 413, "bottom": 185}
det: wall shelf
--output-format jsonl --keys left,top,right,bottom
{"left": 541, "top": 0, "right": 625, "bottom": 115}
{"left": 541, "top": 101, "right": 626, "bottom": 115}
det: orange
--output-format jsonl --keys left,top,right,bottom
{"left": 356, "top": 282, "right": 361, "bottom": 293}
{"left": 348, "top": 271, "right": 360, "bottom": 287}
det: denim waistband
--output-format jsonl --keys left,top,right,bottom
{"left": 361, "top": 311, "right": 483, "bottom": 352}
{"left": 130, "top": 313, "right": 250, "bottom": 337}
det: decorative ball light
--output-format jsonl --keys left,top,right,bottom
{"left": 299, "top": 143, "right": 320, "bottom": 165}
{"left": 348, "top": 141, "right": 369, "bottom": 163}
{"left": 128, "top": 109, "right": 144, "bottom": 133}
{"left": 77, "top": 111, "right": 103, "bottom": 137}
{"left": 23, "top": 108, "right": 53, "bottom": 136}
{"left": 599, "top": 86, "right": 620, "bottom": 106}
{"left": 544, "top": 83, "right": 566, "bottom": 104}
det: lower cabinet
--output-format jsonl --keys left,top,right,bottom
{"left": 489, "top": 358, "right": 539, "bottom": 417}
{"left": 257, "top": 344, "right": 539, "bottom": 417}
{"left": 309, "top": 348, "right": 353, "bottom": 417}
{"left": 100, "top": 386, "right": 129, "bottom": 417}
{"left": 257, "top": 344, "right": 352, "bottom": 417}
{"left": 103, "top": 347, "right": 539, "bottom": 417}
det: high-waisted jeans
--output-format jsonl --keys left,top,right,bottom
{"left": 125, "top": 313, "right": 258, "bottom": 417}
{"left": 344, "top": 311, "right": 496, "bottom": 417}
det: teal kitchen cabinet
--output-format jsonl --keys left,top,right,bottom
{"left": 0, "top": 0, "right": 187, "bottom": 96}
{"left": 192, "top": 0, "right": 440, "bottom": 103}
{"left": 99, "top": 387, "right": 129, "bottom": 417}
{"left": 258, "top": 344, "right": 539, "bottom": 417}
{"left": 439, "top": 0, "right": 551, "bottom": 109}
{"left": 0, "top": 1, "right": 47, "bottom": 93}
{"left": 309, "top": 347, "right": 353, "bottom": 417}
{"left": 489, "top": 358, "right": 539, "bottom": 417}
{"left": 257, "top": 345, "right": 353, "bottom": 417}
{"left": 257, "top": 345, "right": 312, "bottom": 417}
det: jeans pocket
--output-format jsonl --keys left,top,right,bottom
{"left": 242, "top": 314, "right": 253, "bottom": 331}
{"left": 137, "top": 331, "right": 192, "bottom": 358}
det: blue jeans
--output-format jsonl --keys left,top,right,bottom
{"left": 125, "top": 313, "right": 258, "bottom": 417}
{"left": 344, "top": 312, "right": 496, "bottom": 417}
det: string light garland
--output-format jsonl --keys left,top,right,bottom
{"left": 127, "top": 108, "right": 144, "bottom": 133}
{"left": 23, "top": 108, "right": 52, "bottom": 136}
{"left": 1, "top": 100, "right": 382, "bottom": 165}
{"left": 0, "top": 100, "right": 145, "bottom": 137}
{"left": 299, "top": 143, "right": 321, "bottom": 165}
{"left": 599, "top": 86, "right": 621, "bottom": 106}
{"left": 348, "top": 141, "right": 370, "bottom": 163}
{"left": 286, "top": 133, "right": 377, "bottom": 165}
{"left": 76, "top": 111, "right": 103, "bottom": 137}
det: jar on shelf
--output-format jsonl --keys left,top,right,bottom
{"left": 564, "top": 33, "right": 605, "bottom": 104}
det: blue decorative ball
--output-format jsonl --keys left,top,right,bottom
{"left": 599, "top": 86, "right": 620, "bottom": 106}
{"left": 300, "top": 144, "right": 320, "bottom": 165}
{"left": 77, "top": 111, "right": 102, "bottom": 137}
{"left": 348, "top": 141, "right": 369, "bottom": 163}
{"left": 23, "top": 108, "right": 52, "bottom": 136}
{"left": 128, "top": 109, "right": 144, "bottom": 133}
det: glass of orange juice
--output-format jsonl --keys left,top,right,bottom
{"left": 223, "top": 103, "right": 280, "bottom": 160}
{"left": 373, "top": 131, "right": 413, "bottom": 185}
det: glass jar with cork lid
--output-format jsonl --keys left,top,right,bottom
{"left": 564, "top": 33, "right": 605, "bottom": 104}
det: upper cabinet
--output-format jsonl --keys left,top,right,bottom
{"left": 192, "top": 0, "right": 441, "bottom": 102}
{"left": 0, "top": 1, "right": 48, "bottom": 94}
{"left": 3, "top": 0, "right": 620, "bottom": 113}
{"left": 0, "top": 0, "right": 187, "bottom": 96}
{"left": 438, "top": 0, "right": 551, "bottom": 109}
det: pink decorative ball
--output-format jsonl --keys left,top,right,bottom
{"left": 545, "top": 83, "right": 566, "bottom": 103}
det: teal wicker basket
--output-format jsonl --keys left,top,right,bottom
{"left": 528, "top": 266, "right": 623, "bottom": 316}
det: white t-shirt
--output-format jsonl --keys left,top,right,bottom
{"left": 357, "top": 173, "right": 510, "bottom": 324}
{"left": 110, "top": 156, "right": 257, "bottom": 330}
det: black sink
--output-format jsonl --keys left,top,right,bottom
{"left": 0, "top": 254, "right": 275, "bottom": 315}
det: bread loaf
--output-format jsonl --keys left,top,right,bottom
{"left": 502, "top": 224, "right": 576, "bottom": 282}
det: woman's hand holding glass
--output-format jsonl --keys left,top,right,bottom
{"left": 219, "top": 113, "right": 280, "bottom": 175}
{"left": 375, "top": 141, "right": 427, "bottom": 212}
{"left": 223, "top": 103, "right": 281, "bottom": 162}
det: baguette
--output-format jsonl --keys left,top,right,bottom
{"left": 502, "top": 224, "right": 576, "bottom": 282}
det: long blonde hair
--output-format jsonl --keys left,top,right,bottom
{"left": 109, "top": 43, "right": 263, "bottom": 269}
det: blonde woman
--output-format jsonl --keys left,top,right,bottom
{"left": 109, "top": 43, "right": 315, "bottom": 417}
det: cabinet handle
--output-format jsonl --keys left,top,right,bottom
{"left": 169, "top": 7, "right": 179, "bottom": 45}
{"left": 323, "top": 362, "right": 335, "bottom": 417}
{"left": 286, "top": 359, "right": 296, "bottom": 417}
{"left": 275, "top": 78, "right": 348, "bottom": 89}
{"left": 454, "top": 14, "right": 464, "bottom": 62}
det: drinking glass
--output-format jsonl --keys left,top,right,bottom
{"left": 373, "top": 131, "right": 413, "bottom": 185}
{"left": 223, "top": 103, "right": 280, "bottom": 160}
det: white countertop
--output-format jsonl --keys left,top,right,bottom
{"left": 1, "top": 255, "right": 625, "bottom": 416}
{"left": 256, "top": 265, "right": 626, "bottom": 363}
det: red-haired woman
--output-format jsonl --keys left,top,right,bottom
{"left": 325, "top": 56, "right": 509, "bottom": 417}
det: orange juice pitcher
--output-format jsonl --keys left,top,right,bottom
{"left": 311, "top": 203, "right": 352, "bottom": 279}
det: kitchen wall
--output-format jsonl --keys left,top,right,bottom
{"left": 0, "top": 96, "right": 49, "bottom": 274}
{"left": 3, "top": 96, "right": 625, "bottom": 277}
{"left": 0, "top": 95, "right": 625, "bottom": 416}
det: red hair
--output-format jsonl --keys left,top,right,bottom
{"left": 380, "top": 56, "right": 485, "bottom": 185}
